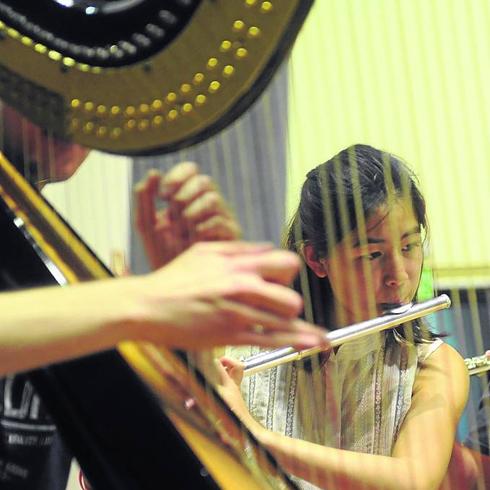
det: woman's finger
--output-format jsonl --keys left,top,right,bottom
{"left": 229, "top": 280, "right": 302, "bottom": 319}
{"left": 220, "top": 356, "right": 245, "bottom": 385}
{"left": 181, "top": 240, "right": 274, "bottom": 255}
{"left": 228, "top": 330, "right": 329, "bottom": 351}
{"left": 213, "top": 299, "right": 324, "bottom": 341}
{"left": 232, "top": 250, "right": 301, "bottom": 286}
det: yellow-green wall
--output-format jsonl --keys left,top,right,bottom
{"left": 287, "top": 0, "right": 490, "bottom": 288}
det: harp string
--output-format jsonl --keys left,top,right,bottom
{"left": 14, "top": 99, "right": 296, "bottom": 486}
{"left": 232, "top": 1, "right": 480, "bottom": 482}
{"left": 270, "top": 2, "right": 490, "bottom": 488}
{"left": 7, "top": 0, "right": 490, "bottom": 487}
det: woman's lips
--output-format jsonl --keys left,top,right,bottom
{"left": 379, "top": 302, "right": 412, "bottom": 314}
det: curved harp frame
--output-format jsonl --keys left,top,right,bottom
{"left": 0, "top": 0, "right": 312, "bottom": 155}
{"left": 0, "top": 154, "right": 296, "bottom": 489}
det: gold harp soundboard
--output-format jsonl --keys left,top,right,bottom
{"left": 0, "top": 1, "right": 314, "bottom": 489}
{"left": 0, "top": 0, "right": 312, "bottom": 155}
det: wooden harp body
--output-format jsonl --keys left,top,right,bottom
{"left": 0, "top": 155, "right": 297, "bottom": 488}
{"left": 0, "top": 0, "right": 314, "bottom": 488}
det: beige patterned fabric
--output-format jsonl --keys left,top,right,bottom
{"left": 227, "top": 333, "right": 442, "bottom": 490}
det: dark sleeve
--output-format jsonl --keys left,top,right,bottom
{"left": 465, "top": 391, "right": 490, "bottom": 455}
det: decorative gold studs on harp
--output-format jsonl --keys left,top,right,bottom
{"left": 244, "top": 0, "right": 274, "bottom": 13}
{"left": 0, "top": 21, "right": 102, "bottom": 75}
{"left": 66, "top": 11, "right": 268, "bottom": 140}
{"left": 0, "top": 2, "right": 275, "bottom": 145}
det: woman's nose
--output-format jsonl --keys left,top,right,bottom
{"left": 384, "top": 254, "right": 409, "bottom": 288}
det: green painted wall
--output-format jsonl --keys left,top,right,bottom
{"left": 287, "top": 0, "right": 490, "bottom": 289}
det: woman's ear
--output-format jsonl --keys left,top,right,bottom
{"left": 303, "top": 244, "right": 328, "bottom": 278}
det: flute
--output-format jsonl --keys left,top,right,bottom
{"left": 243, "top": 294, "right": 451, "bottom": 376}
{"left": 465, "top": 354, "right": 490, "bottom": 376}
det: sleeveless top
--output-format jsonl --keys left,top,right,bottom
{"left": 227, "top": 333, "right": 443, "bottom": 490}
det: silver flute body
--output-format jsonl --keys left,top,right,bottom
{"left": 465, "top": 354, "right": 490, "bottom": 376}
{"left": 243, "top": 294, "right": 451, "bottom": 376}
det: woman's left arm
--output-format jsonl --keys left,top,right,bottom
{"left": 391, "top": 342, "right": 469, "bottom": 489}
{"left": 217, "top": 343, "right": 469, "bottom": 490}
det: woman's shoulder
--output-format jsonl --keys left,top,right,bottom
{"left": 418, "top": 340, "right": 465, "bottom": 366}
{"left": 413, "top": 342, "right": 469, "bottom": 414}
{"left": 416, "top": 341, "right": 468, "bottom": 394}
{"left": 417, "top": 340, "right": 467, "bottom": 375}
{"left": 416, "top": 337, "right": 444, "bottom": 361}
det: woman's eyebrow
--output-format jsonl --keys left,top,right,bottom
{"left": 352, "top": 237, "right": 384, "bottom": 248}
{"left": 401, "top": 227, "right": 422, "bottom": 239}
{"left": 351, "top": 226, "right": 421, "bottom": 248}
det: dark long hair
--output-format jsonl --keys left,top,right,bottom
{"left": 285, "top": 144, "right": 434, "bottom": 345}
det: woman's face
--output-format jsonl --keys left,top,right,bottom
{"left": 310, "top": 197, "right": 424, "bottom": 325}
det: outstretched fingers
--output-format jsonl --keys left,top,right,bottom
{"left": 135, "top": 171, "right": 176, "bottom": 269}
{"left": 229, "top": 331, "right": 328, "bottom": 351}
{"left": 231, "top": 249, "right": 302, "bottom": 286}
{"left": 215, "top": 299, "right": 327, "bottom": 349}
{"left": 189, "top": 241, "right": 275, "bottom": 255}
{"left": 227, "top": 277, "right": 303, "bottom": 318}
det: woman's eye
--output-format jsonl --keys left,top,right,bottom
{"left": 361, "top": 251, "right": 382, "bottom": 261}
{"left": 402, "top": 242, "right": 420, "bottom": 253}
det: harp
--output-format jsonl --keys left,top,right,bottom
{"left": 0, "top": 1, "right": 314, "bottom": 489}
{"left": 2, "top": 1, "right": 490, "bottom": 490}
{"left": 0, "top": 155, "right": 301, "bottom": 489}
{"left": 0, "top": 0, "right": 312, "bottom": 155}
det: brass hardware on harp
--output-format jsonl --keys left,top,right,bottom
{"left": 243, "top": 294, "right": 451, "bottom": 376}
{"left": 465, "top": 354, "right": 490, "bottom": 376}
{"left": 0, "top": 0, "right": 313, "bottom": 154}
{"left": 0, "top": 155, "right": 298, "bottom": 489}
